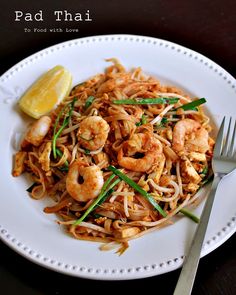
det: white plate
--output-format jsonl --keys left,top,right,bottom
{"left": 0, "top": 34, "right": 235, "bottom": 280}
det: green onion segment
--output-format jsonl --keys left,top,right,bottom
{"left": 108, "top": 166, "right": 167, "bottom": 217}
{"left": 201, "top": 166, "right": 208, "bottom": 175}
{"left": 136, "top": 114, "right": 147, "bottom": 126}
{"left": 179, "top": 208, "right": 200, "bottom": 223}
{"left": 73, "top": 174, "right": 121, "bottom": 225}
{"left": 56, "top": 148, "right": 69, "bottom": 171}
{"left": 176, "top": 98, "right": 206, "bottom": 111}
{"left": 52, "top": 98, "right": 76, "bottom": 158}
{"left": 84, "top": 149, "right": 91, "bottom": 155}
{"left": 84, "top": 96, "right": 95, "bottom": 109}
{"left": 113, "top": 97, "right": 179, "bottom": 105}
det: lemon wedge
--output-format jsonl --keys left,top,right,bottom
{"left": 19, "top": 65, "right": 72, "bottom": 119}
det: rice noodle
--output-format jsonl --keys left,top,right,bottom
{"left": 123, "top": 195, "right": 129, "bottom": 217}
{"left": 150, "top": 105, "right": 174, "bottom": 124}
{"left": 148, "top": 178, "right": 175, "bottom": 193}
{"left": 154, "top": 133, "right": 171, "bottom": 145}
{"left": 156, "top": 92, "right": 191, "bottom": 102}
{"left": 128, "top": 194, "right": 191, "bottom": 227}
{"left": 62, "top": 123, "right": 80, "bottom": 135}
{"left": 176, "top": 161, "right": 183, "bottom": 196}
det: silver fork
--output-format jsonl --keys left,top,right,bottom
{"left": 174, "top": 116, "right": 236, "bottom": 295}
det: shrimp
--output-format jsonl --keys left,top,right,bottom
{"left": 21, "top": 116, "right": 52, "bottom": 148}
{"left": 77, "top": 116, "right": 110, "bottom": 151}
{"left": 172, "top": 119, "right": 209, "bottom": 154}
{"left": 66, "top": 161, "right": 104, "bottom": 202}
{"left": 117, "top": 133, "right": 163, "bottom": 172}
{"left": 185, "top": 127, "right": 209, "bottom": 153}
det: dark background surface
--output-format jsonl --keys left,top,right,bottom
{"left": 0, "top": 1, "right": 235, "bottom": 294}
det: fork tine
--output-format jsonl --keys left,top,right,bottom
{"left": 222, "top": 117, "right": 232, "bottom": 156}
{"left": 228, "top": 119, "right": 236, "bottom": 156}
{"left": 214, "top": 116, "right": 225, "bottom": 156}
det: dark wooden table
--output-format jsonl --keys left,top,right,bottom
{"left": 1, "top": 1, "right": 235, "bottom": 294}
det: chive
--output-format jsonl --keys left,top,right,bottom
{"left": 141, "top": 114, "right": 147, "bottom": 124}
{"left": 136, "top": 114, "right": 147, "bottom": 126}
{"left": 56, "top": 148, "right": 69, "bottom": 171}
{"left": 96, "top": 188, "right": 115, "bottom": 206}
{"left": 113, "top": 97, "right": 179, "bottom": 105}
{"left": 75, "top": 173, "right": 116, "bottom": 225}
{"left": 73, "top": 177, "right": 120, "bottom": 225}
{"left": 52, "top": 124, "right": 66, "bottom": 159}
{"left": 201, "top": 174, "right": 214, "bottom": 186}
{"left": 201, "top": 166, "right": 208, "bottom": 175}
{"left": 53, "top": 105, "right": 67, "bottom": 145}
{"left": 56, "top": 148, "right": 68, "bottom": 166}
{"left": 101, "top": 174, "right": 116, "bottom": 195}
{"left": 154, "top": 117, "right": 168, "bottom": 129}
{"left": 176, "top": 98, "right": 206, "bottom": 111}
{"left": 52, "top": 98, "right": 76, "bottom": 158}
{"left": 160, "top": 117, "right": 168, "bottom": 126}
{"left": 84, "top": 149, "right": 90, "bottom": 155}
{"left": 179, "top": 208, "right": 200, "bottom": 223}
{"left": 58, "top": 166, "right": 69, "bottom": 172}
{"left": 84, "top": 95, "right": 95, "bottom": 109}
{"left": 26, "top": 182, "right": 37, "bottom": 192}
{"left": 108, "top": 166, "right": 167, "bottom": 217}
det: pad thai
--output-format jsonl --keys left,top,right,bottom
{"left": 13, "top": 59, "right": 214, "bottom": 254}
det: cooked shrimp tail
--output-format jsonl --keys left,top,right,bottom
{"left": 66, "top": 161, "right": 104, "bottom": 202}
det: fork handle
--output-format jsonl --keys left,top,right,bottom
{"left": 173, "top": 175, "right": 221, "bottom": 295}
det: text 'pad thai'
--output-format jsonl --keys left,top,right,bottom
{"left": 13, "top": 59, "right": 214, "bottom": 254}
